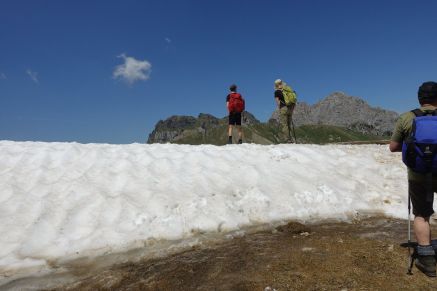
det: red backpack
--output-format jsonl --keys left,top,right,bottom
{"left": 228, "top": 93, "right": 245, "bottom": 113}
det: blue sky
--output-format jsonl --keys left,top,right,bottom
{"left": 1, "top": 0, "right": 437, "bottom": 143}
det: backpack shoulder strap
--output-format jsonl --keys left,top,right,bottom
{"left": 411, "top": 109, "right": 424, "bottom": 117}
{"left": 412, "top": 108, "right": 437, "bottom": 116}
{"left": 426, "top": 109, "right": 437, "bottom": 116}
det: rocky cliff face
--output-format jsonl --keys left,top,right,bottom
{"left": 147, "top": 112, "right": 262, "bottom": 144}
{"left": 147, "top": 115, "right": 197, "bottom": 143}
{"left": 270, "top": 92, "right": 399, "bottom": 136}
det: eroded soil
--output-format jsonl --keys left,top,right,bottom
{"left": 10, "top": 217, "right": 437, "bottom": 290}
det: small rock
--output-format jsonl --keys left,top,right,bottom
{"left": 387, "top": 244, "right": 394, "bottom": 252}
{"left": 276, "top": 221, "right": 310, "bottom": 234}
{"left": 300, "top": 232, "right": 310, "bottom": 237}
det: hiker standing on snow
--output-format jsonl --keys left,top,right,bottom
{"left": 274, "top": 79, "right": 297, "bottom": 143}
{"left": 226, "top": 84, "right": 245, "bottom": 144}
{"left": 390, "top": 81, "right": 437, "bottom": 277}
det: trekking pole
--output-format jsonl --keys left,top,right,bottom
{"left": 291, "top": 117, "right": 297, "bottom": 144}
{"left": 407, "top": 191, "right": 414, "bottom": 275}
{"left": 287, "top": 121, "right": 292, "bottom": 142}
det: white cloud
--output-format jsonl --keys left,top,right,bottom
{"left": 0, "top": 72, "right": 6, "bottom": 80}
{"left": 113, "top": 54, "right": 152, "bottom": 85}
{"left": 165, "top": 37, "right": 171, "bottom": 44}
{"left": 26, "top": 69, "right": 39, "bottom": 84}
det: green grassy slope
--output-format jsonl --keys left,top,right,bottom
{"left": 173, "top": 124, "right": 387, "bottom": 145}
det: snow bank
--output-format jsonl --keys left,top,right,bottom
{"left": 0, "top": 141, "right": 409, "bottom": 280}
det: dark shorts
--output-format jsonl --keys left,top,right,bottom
{"left": 229, "top": 112, "right": 242, "bottom": 126}
{"left": 409, "top": 180, "right": 437, "bottom": 217}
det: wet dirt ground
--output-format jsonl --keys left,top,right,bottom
{"left": 13, "top": 217, "right": 437, "bottom": 290}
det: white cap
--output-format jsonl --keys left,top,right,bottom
{"left": 274, "top": 79, "right": 282, "bottom": 84}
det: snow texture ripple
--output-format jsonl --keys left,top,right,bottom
{"left": 0, "top": 141, "right": 410, "bottom": 281}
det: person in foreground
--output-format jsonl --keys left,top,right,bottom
{"left": 390, "top": 81, "right": 437, "bottom": 277}
{"left": 226, "top": 84, "right": 245, "bottom": 144}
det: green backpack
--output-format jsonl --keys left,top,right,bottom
{"left": 282, "top": 85, "right": 297, "bottom": 105}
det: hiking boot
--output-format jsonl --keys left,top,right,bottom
{"left": 238, "top": 139, "right": 242, "bottom": 144}
{"left": 227, "top": 136, "right": 232, "bottom": 144}
{"left": 415, "top": 255, "right": 436, "bottom": 277}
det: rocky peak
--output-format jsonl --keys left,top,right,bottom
{"left": 154, "top": 115, "right": 197, "bottom": 131}
{"left": 271, "top": 92, "right": 398, "bottom": 136}
{"left": 198, "top": 113, "right": 220, "bottom": 129}
{"left": 242, "top": 111, "right": 261, "bottom": 126}
{"left": 148, "top": 115, "right": 198, "bottom": 143}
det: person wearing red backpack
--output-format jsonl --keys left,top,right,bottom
{"left": 226, "top": 84, "right": 245, "bottom": 144}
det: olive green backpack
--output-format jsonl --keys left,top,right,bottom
{"left": 283, "top": 85, "right": 297, "bottom": 105}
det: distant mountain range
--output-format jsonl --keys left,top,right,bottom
{"left": 147, "top": 92, "right": 399, "bottom": 145}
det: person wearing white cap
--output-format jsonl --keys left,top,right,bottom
{"left": 274, "top": 79, "right": 297, "bottom": 143}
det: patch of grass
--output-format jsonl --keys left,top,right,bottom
{"left": 295, "top": 125, "right": 386, "bottom": 144}
{"left": 172, "top": 124, "right": 387, "bottom": 145}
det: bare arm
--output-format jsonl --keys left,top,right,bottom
{"left": 275, "top": 97, "right": 281, "bottom": 109}
{"left": 389, "top": 141, "right": 402, "bottom": 152}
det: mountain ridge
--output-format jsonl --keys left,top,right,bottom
{"left": 284, "top": 92, "right": 398, "bottom": 136}
{"left": 147, "top": 92, "right": 399, "bottom": 144}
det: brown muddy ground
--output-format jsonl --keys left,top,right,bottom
{"left": 44, "top": 217, "right": 437, "bottom": 291}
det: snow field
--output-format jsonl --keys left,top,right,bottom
{"left": 0, "top": 141, "right": 409, "bottom": 280}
